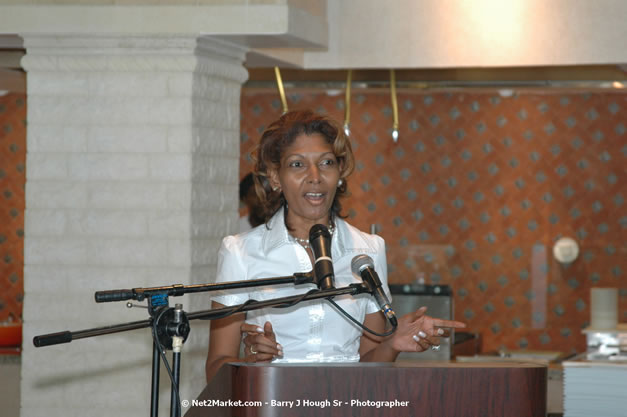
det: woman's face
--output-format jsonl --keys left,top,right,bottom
{"left": 269, "top": 133, "right": 341, "bottom": 232}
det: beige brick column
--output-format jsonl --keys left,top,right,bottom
{"left": 20, "top": 34, "right": 247, "bottom": 417}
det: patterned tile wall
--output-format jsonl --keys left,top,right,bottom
{"left": 240, "top": 90, "right": 627, "bottom": 354}
{"left": 0, "top": 93, "right": 26, "bottom": 323}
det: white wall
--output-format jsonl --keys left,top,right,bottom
{"left": 20, "top": 34, "right": 248, "bottom": 417}
{"left": 305, "top": 0, "right": 627, "bottom": 68}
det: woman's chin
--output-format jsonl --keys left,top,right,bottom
{"left": 289, "top": 205, "right": 332, "bottom": 225}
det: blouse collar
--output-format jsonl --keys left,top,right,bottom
{"left": 261, "top": 208, "right": 377, "bottom": 259}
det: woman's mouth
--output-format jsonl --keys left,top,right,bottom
{"left": 304, "top": 192, "right": 326, "bottom": 204}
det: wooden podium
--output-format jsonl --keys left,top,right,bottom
{"left": 186, "top": 362, "right": 546, "bottom": 417}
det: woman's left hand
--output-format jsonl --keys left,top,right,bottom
{"left": 388, "top": 306, "right": 466, "bottom": 353}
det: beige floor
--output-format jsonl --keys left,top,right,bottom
{"left": 0, "top": 355, "right": 21, "bottom": 417}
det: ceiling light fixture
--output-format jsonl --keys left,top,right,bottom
{"left": 274, "top": 66, "right": 288, "bottom": 114}
{"left": 343, "top": 69, "right": 352, "bottom": 137}
{"left": 390, "top": 69, "right": 399, "bottom": 143}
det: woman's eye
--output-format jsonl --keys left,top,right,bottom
{"left": 288, "top": 161, "right": 304, "bottom": 168}
{"left": 320, "top": 159, "right": 336, "bottom": 167}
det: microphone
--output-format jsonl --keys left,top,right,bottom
{"left": 351, "top": 254, "right": 398, "bottom": 327}
{"left": 309, "top": 224, "right": 335, "bottom": 290}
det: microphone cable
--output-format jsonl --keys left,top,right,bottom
{"left": 326, "top": 298, "right": 397, "bottom": 338}
{"left": 201, "top": 288, "right": 397, "bottom": 338}
{"left": 151, "top": 307, "right": 182, "bottom": 417}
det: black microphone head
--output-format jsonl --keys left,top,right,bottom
{"left": 309, "top": 224, "right": 334, "bottom": 290}
{"left": 309, "top": 223, "right": 331, "bottom": 242}
{"left": 351, "top": 254, "right": 374, "bottom": 275}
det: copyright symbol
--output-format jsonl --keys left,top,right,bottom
{"left": 181, "top": 400, "right": 190, "bottom": 407}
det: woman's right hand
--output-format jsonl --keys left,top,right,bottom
{"left": 241, "top": 321, "right": 283, "bottom": 362}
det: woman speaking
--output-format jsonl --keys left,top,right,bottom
{"left": 205, "top": 110, "right": 465, "bottom": 382}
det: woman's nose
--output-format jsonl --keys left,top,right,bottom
{"left": 307, "top": 165, "right": 321, "bottom": 183}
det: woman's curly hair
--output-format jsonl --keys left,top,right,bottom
{"left": 251, "top": 109, "right": 355, "bottom": 226}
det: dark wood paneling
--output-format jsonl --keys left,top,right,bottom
{"left": 188, "top": 362, "right": 546, "bottom": 417}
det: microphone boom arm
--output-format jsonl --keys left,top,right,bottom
{"left": 94, "top": 272, "right": 314, "bottom": 303}
{"left": 34, "top": 283, "right": 370, "bottom": 347}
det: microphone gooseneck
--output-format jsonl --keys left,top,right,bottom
{"left": 309, "top": 224, "right": 335, "bottom": 290}
{"left": 351, "top": 254, "right": 398, "bottom": 327}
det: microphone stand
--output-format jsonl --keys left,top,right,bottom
{"left": 33, "top": 272, "right": 372, "bottom": 417}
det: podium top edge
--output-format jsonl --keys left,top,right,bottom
{"left": 228, "top": 361, "right": 547, "bottom": 369}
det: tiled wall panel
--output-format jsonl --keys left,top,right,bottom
{"left": 240, "top": 90, "right": 627, "bottom": 354}
{"left": 0, "top": 93, "right": 26, "bottom": 323}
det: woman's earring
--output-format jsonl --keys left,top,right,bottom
{"left": 337, "top": 179, "right": 343, "bottom": 187}
{"left": 272, "top": 186, "right": 279, "bottom": 192}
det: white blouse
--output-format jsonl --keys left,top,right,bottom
{"left": 212, "top": 209, "right": 391, "bottom": 363}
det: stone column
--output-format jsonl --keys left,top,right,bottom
{"left": 20, "top": 35, "right": 247, "bottom": 417}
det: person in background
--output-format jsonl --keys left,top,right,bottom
{"left": 206, "top": 110, "right": 465, "bottom": 382}
{"left": 238, "top": 172, "right": 265, "bottom": 233}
